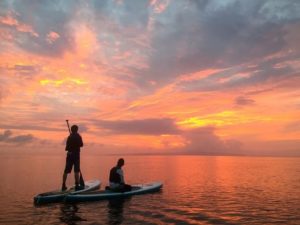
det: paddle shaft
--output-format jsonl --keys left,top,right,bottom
{"left": 66, "top": 120, "right": 71, "bottom": 134}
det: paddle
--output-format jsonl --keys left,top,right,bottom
{"left": 66, "top": 120, "right": 85, "bottom": 187}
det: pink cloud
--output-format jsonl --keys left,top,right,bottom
{"left": 46, "top": 31, "right": 60, "bottom": 44}
{"left": 0, "top": 13, "right": 38, "bottom": 37}
{"left": 150, "top": 0, "right": 170, "bottom": 14}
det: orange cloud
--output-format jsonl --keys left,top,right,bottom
{"left": 73, "top": 24, "right": 98, "bottom": 58}
{"left": 0, "top": 1, "right": 300, "bottom": 156}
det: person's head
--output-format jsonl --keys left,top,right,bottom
{"left": 117, "top": 158, "right": 124, "bottom": 167}
{"left": 71, "top": 125, "right": 78, "bottom": 133}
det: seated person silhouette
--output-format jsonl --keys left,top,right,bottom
{"left": 108, "top": 158, "right": 132, "bottom": 192}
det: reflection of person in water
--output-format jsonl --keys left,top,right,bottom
{"left": 107, "top": 198, "right": 129, "bottom": 225}
{"left": 60, "top": 204, "right": 86, "bottom": 224}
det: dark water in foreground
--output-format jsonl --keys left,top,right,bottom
{"left": 0, "top": 155, "right": 299, "bottom": 224}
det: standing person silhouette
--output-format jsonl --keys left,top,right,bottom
{"left": 61, "top": 124, "right": 83, "bottom": 191}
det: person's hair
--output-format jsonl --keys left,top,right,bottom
{"left": 117, "top": 158, "right": 124, "bottom": 167}
{"left": 71, "top": 125, "right": 78, "bottom": 133}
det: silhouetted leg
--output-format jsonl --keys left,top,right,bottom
{"left": 73, "top": 152, "right": 81, "bottom": 189}
{"left": 75, "top": 172, "right": 80, "bottom": 186}
{"left": 62, "top": 152, "right": 73, "bottom": 191}
{"left": 117, "top": 184, "right": 132, "bottom": 192}
{"left": 62, "top": 173, "right": 68, "bottom": 191}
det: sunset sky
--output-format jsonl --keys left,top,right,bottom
{"left": 0, "top": 0, "right": 300, "bottom": 156}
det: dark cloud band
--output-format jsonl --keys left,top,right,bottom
{"left": 93, "top": 118, "right": 180, "bottom": 135}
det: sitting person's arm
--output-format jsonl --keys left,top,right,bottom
{"left": 117, "top": 169, "right": 125, "bottom": 184}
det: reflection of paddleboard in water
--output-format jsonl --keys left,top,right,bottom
{"left": 65, "top": 182, "right": 163, "bottom": 203}
{"left": 34, "top": 180, "right": 101, "bottom": 204}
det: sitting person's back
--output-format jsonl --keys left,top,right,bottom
{"left": 109, "top": 165, "right": 124, "bottom": 188}
{"left": 109, "top": 158, "right": 131, "bottom": 192}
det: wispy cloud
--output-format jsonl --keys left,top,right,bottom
{"left": 0, "top": 0, "right": 299, "bottom": 155}
{"left": 93, "top": 118, "right": 180, "bottom": 135}
{"left": 0, "top": 130, "right": 34, "bottom": 144}
{"left": 235, "top": 96, "right": 255, "bottom": 106}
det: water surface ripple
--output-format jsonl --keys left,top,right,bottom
{"left": 0, "top": 155, "right": 299, "bottom": 224}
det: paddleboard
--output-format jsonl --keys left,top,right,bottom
{"left": 34, "top": 179, "right": 101, "bottom": 204}
{"left": 65, "top": 181, "right": 163, "bottom": 203}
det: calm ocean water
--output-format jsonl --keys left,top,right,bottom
{"left": 0, "top": 154, "right": 299, "bottom": 224}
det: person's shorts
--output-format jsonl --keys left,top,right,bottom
{"left": 64, "top": 151, "right": 80, "bottom": 173}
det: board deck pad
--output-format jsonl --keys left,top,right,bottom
{"left": 65, "top": 182, "right": 163, "bottom": 203}
{"left": 34, "top": 180, "right": 101, "bottom": 204}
